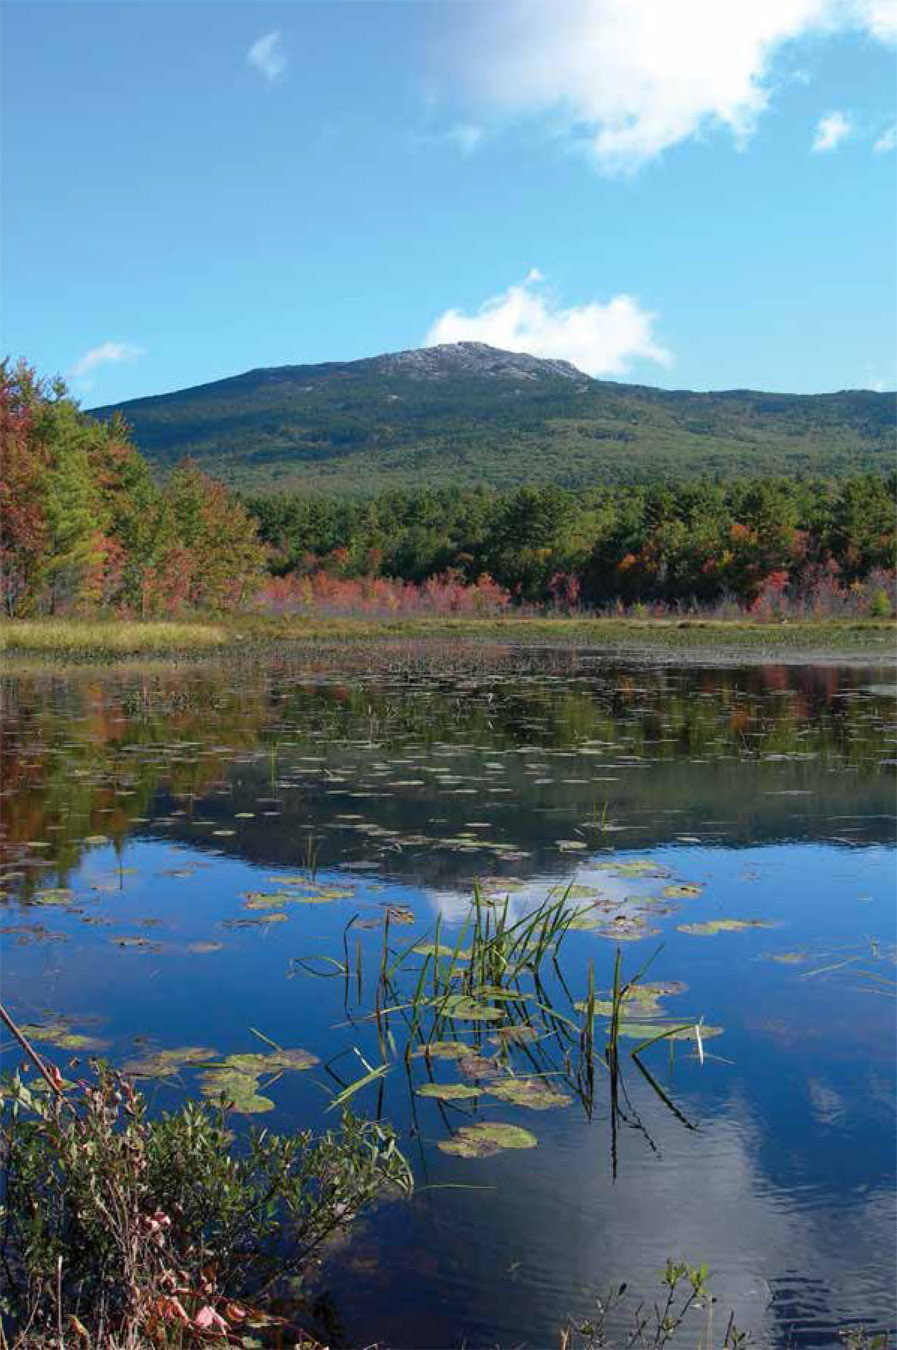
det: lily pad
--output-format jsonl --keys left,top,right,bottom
{"left": 457, "top": 1053, "right": 503, "bottom": 1080}
{"left": 412, "top": 942, "right": 470, "bottom": 960}
{"left": 413, "top": 1040, "right": 468, "bottom": 1060}
{"left": 596, "top": 916, "right": 657, "bottom": 941}
{"left": 662, "top": 884, "right": 703, "bottom": 899}
{"left": 470, "top": 985, "right": 531, "bottom": 1002}
{"left": 485, "top": 1077, "right": 572, "bottom": 1110}
{"left": 31, "top": 888, "right": 74, "bottom": 906}
{"left": 605, "top": 860, "right": 669, "bottom": 878}
{"left": 222, "top": 914, "right": 288, "bottom": 927}
{"left": 383, "top": 905, "right": 415, "bottom": 924}
{"left": 678, "top": 920, "right": 772, "bottom": 936}
{"left": 614, "top": 1022, "right": 724, "bottom": 1041}
{"left": 415, "top": 1082, "right": 482, "bottom": 1100}
{"left": 565, "top": 909, "right": 603, "bottom": 931}
{"left": 437, "top": 1121, "right": 538, "bottom": 1158}
{"left": 208, "top": 1048, "right": 319, "bottom": 1075}
{"left": 19, "top": 1022, "right": 107, "bottom": 1051}
{"left": 1, "top": 923, "right": 66, "bottom": 945}
{"left": 490, "top": 1024, "right": 541, "bottom": 1045}
{"left": 279, "top": 880, "right": 355, "bottom": 901}
{"left": 121, "top": 1046, "right": 216, "bottom": 1078}
{"left": 435, "top": 996, "right": 505, "bottom": 1022}
{"left": 577, "top": 996, "right": 654, "bottom": 1018}
{"left": 199, "top": 1069, "right": 274, "bottom": 1114}
{"left": 634, "top": 980, "right": 688, "bottom": 999}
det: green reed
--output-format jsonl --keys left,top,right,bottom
{"left": 312, "top": 883, "right": 708, "bottom": 1138}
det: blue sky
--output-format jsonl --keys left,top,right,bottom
{"left": 2, "top": 0, "right": 895, "bottom": 403}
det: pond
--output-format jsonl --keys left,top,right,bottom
{"left": 1, "top": 643, "right": 895, "bottom": 1348}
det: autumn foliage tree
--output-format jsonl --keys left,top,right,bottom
{"left": 1, "top": 361, "right": 55, "bottom": 613}
{"left": 0, "top": 362, "right": 266, "bottom": 617}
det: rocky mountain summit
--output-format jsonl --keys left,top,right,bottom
{"left": 370, "top": 341, "right": 587, "bottom": 383}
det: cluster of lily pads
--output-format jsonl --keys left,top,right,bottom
{"left": 122, "top": 1042, "right": 322, "bottom": 1113}
{"left": 285, "top": 870, "right": 746, "bottom": 1162}
{"left": 5, "top": 845, "right": 769, "bottom": 1156}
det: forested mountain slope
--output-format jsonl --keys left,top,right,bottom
{"left": 91, "top": 342, "right": 895, "bottom": 494}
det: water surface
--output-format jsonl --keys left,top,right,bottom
{"left": 2, "top": 644, "right": 895, "bottom": 1347}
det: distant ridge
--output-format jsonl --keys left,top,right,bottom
{"left": 91, "top": 342, "right": 895, "bottom": 495}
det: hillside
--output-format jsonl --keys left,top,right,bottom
{"left": 90, "top": 342, "right": 896, "bottom": 494}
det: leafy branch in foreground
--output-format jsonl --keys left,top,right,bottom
{"left": 0, "top": 1063, "right": 411, "bottom": 1346}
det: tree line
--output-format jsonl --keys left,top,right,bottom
{"left": 246, "top": 475, "right": 896, "bottom": 612}
{"left": 2, "top": 361, "right": 894, "bottom": 618}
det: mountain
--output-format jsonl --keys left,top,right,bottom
{"left": 90, "top": 342, "right": 895, "bottom": 495}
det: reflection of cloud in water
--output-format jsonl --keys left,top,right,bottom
{"left": 435, "top": 1081, "right": 896, "bottom": 1345}
{"left": 380, "top": 837, "right": 897, "bottom": 1341}
{"left": 423, "top": 861, "right": 651, "bottom": 926}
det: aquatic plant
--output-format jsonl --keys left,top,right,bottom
{"left": 314, "top": 881, "right": 715, "bottom": 1169}
{"left": 560, "top": 1260, "right": 751, "bottom": 1349}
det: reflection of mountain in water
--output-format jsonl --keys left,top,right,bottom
{"left": 1, "top": 652, "right": 895, "bottom": 897}
{"left": 149, "top": 744, "right": 895, "bottom": 893}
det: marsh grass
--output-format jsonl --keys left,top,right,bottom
{"left": 1, "top": 614, "right": 893, "bottom": 665}
{"left": 0, "top": 619, "right": 228, "bottom": 656}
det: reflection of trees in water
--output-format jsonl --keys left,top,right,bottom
{"left": 1, "top": 657, "right": 893, "bottom": 896}
{"left": 0, "top": 670, "right": 272, "bottom": 894}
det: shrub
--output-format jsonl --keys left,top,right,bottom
{"left": 0, "top": 1065, "right": 412, "bottom": 1346}
{"left": 869, "top": 588, "right": 894, "bottom": 619}
{"left": 252, "top": 568, "right": 512, "bottom": 618}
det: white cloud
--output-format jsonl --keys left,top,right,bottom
{"left": 457, "top": 0, "right": 897, "bottom": 174}
{"left": 425, "top": 271, "right": 671, "bottom": 377}
{"left": 70, "top": 341, "right": 144, "bottom": 382}
{"left": 247, "top": 31, "right": 286, "bottom": 82}
{"left": 813, "top": 109, "right": 852, "bottom": 150}
{"left": 854, "top": 0, "right": 897, "bottom": 41}
{"left": 874, "top": 121, "right": 897, "bottom": 151}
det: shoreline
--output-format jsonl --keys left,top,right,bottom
{"left": 1, "top": 615, "right": 894, "bottom": 669}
